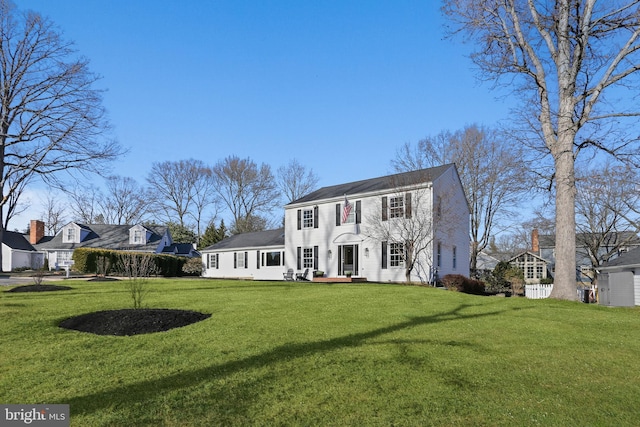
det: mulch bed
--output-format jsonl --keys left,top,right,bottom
{"left": 59, "top": 309, "right": 211, "bottom": 336}
{"left": 6, "top": 284, "right": 73, "bottom": 292}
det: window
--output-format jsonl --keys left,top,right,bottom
{"left": 236, "top": 252, "right": 247, "bottom": 269}
{"left": 133, "top": 230, "right": 142, "bottom": 244}
{"left": 453, "top": 246, "right": 457, "bottom": 269}
{"left": 303, "top": 247, "right": 314, "bottom": 268}
{"left": 302, "top": 208, "right": 314, "bottom": 228}
{"left": 66, "top": 228, "right": 75, "bottom": 242}
{"left": 389, "top": 196, "right": 404, "bottom": 218}
{"left": 265, "top": 251, "right": 281, "bottom": 266}
{"left": 390, "top": 242, "right": 404, "bottom": 267}
{"left": 209, "top": 254, "right": 218, "bottom": 269}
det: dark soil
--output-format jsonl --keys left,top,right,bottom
{"left": 6, "top": 284, "right": 73, "bottom": 292}
{"left": 59, "top": 309, "right": 211, "bottom": 336}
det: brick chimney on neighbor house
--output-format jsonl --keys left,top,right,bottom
{"left": 30, "top": 220, "right": 44, "bottom": 244}
{"left": 532, "top": 229, "right": 539, "bottom": 253}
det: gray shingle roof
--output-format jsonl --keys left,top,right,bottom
{"left": 539, "top": 231, "right": 640, "bottom": 248}
{"left": 3, "top": 231, "right": 35, "bottom": 251}
{"left": 203, "top": 228, "right": 285, "bottom": 251}
{"left": 34, "top": 224, "right": 169, "bottom": 252}
{"left": 287, "top": 164, "right": 454, "bottom": 205}
{"left": 599, "top": 246, "right": 640, "bottom": 269}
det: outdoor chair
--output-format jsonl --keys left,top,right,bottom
{"left": 283, "top": 268, "right": 295, "bottom": 281}
{"left": 296, "top": 268, "right": 310, "bottom": 281}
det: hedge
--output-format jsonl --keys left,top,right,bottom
{"left": 441, "top": 274, "right": 486, "bottom": 295}
{"left": 72, "top": 248, "right": 189, "bottom": 277}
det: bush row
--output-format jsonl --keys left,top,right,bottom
{"left": 441, "top": 274, "right": 486, "bottom": 295}
{"left": 72, "top": 248, "right": 190, "bottom": 277}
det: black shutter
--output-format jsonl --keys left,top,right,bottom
{"left": 314, "top": 206, "right": 319, "bottom": 228}
{"left": 382, "top": 241, "right": 388, "bottom": 269}
{"left": 336, "top": 204, "right": 341, "bottom": 226}
{"left": 405, "top": 192, "right": 412, "bottom": 218}
{"left": 338, "top": 246, "right": 343, "bottom": 275}
{"left": 257, "top": 251, "right": 260, "bottom": 269}
{"left": 244, "top": 252, "right": 248, "bottom": 269}
{"left": 297, "top": 247, "right": 302, "bottom": 270}
{"left": 313, "top": 246, "right": 319, "bottom": 270}
{"left": 216, "top": 254, "right": 219, "bottom": 269}
{"left": 382, "top": 197, "right": 388, "bottom": 221}
{"left": 297, "top": 209, "right": 301, "bottom": 230}
{"left": 206, "top": 254, "right": 210, "bottom": 269}
{"left": 354, "top": 245, "right": 359, "bottom": 275}
{"left": 234, "top": 252, "right": 237, "bottom": 269}
{"left": 356, "top": 201, "right": 361, "bottom": 224}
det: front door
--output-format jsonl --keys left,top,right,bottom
{"left": 338, "top": 244, "right": 359, "bottom": 276}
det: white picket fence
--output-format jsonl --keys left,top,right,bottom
{"left": 525, "top": 283, "right": 553, "bottom": 299}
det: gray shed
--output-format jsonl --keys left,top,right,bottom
{"left": 597, "top": 247, "right": 640, "bottom": 307}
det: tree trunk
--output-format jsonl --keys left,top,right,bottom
{"left": 550, "top": 143, "right": 578, "bottom": 300}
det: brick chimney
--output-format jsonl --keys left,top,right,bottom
{"left": 532, "top": 229, "right": 539, "bottom": 253}
{"left": 30, "top": 220, "right": 45, "bottom": 244}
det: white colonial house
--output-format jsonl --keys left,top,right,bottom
{"left": 202, "top": 164, "right": 470, "bottom": 283}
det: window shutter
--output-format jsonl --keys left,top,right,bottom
{"left": 338, "top": 246, "right": 343, "bottom": 275}
{"left": 336, "top": 204, "right": 341, "bottom": 226}
{"left": 297, "top": 209, "right": 301, "bottom": 230}
{"left": 244, "top": 252, "right": 248, "bottom": 269}
{"left": 314, "top": 246, "right": 319, "bottom": 270}
{"left": 257, "top": 251, "right": 260, "bottom": 269}
{"left": 314, "top": 206, "right": 319, "bottom": 228}
{"left": 356, "top": 200, "right": 361, "bottom": 224}
{"left": 216, "top": 254, "right": 219, "bottom": 269}
{"left": 354, "top": 245, "right": 359, "bottom": 273}
{"left": 405, "top": 192, "right": 412, "bottom": 218}
{"left": 382, "top": 197, "right": 388, "bottom": 221}
{"left": 206, "top": 254, "right": 210, "bottom": 269}
{"left": 382, "top": 241, "right": 388, "bottom": 269}
{"left": 234, "top": 252, "right": 237, "bottom": 269}
{"left": 297, "top": 247, "right": 302, "bottom": 270}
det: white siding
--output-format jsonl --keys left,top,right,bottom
{"left": 634, "top": 273, "right": 640, "bottom": 306}
{"left": 202, "top": 247, "right": 286, "bottom": 281}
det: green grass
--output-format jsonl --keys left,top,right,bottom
{"left": 1, "top": 279, "right": 640, "bottom": 426}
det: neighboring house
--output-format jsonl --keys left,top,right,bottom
{"left": 475, "top": 252, "right": 500, "bottom": 273}
{"left": 596, "top": 247, "right": 640, "bottom": 307}
{"left": 202, "top": 164, "right": 470, "bottom": 282}
{"left": 32, "top": 221, "right": 176, "bottom": 270}
{"left": 2, "top": 228, "right": 44, "bottom": 272}
{"left": 535, "top": 229, "right": 640, "bottom": 284}
{"left": 201, "top": 228, "right": 285, "bottom": 281}
{"left": 508, "top": 251, "right": 550, "bottom": 284}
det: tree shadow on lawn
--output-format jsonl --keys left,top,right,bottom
{"left": 64, "top": 303, "right": 528, "bottom": 418}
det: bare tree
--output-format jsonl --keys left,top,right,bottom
{"left": 277, "top": 159, "right": 320, "bottom": 203}
{"left": 99, "top": 175, "right": 150, "bottom": 225}
{"left": 39, "top": 193, "right": 67, "bottom": 235}
{"left": 575, "top": 162, "right": 640, "bottom": 274}
{"left": 3, "top": 173, "right": 31, "bottom": 230}
{"left": 0, "top": 1, "right": 123, "bottom": 269}
{"left": 393, "top": 124, "right": 527, "bottom": 273}
{"left": 67, "top": 183, "right": 103, "bottom": 223}
{"left": 212, "top": 156, "right": 280, "bottom": 234}
{"left": 443, "top": 0, "right": 640, "bottom": 300}
{"left": 146, "top": 159, "right": 213, "bottom": 231}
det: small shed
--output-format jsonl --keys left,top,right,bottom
{"left": 597, "top": 247, "right": 640, "bottom": 307}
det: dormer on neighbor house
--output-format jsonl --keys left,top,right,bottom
{"left": 61, "top": 222, "right": 91, "bottom": 244}
{"left": 129, "top": 224, "right": 152, "bottom": 245}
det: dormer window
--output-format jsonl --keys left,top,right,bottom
{"left": 129, "top": 225, "right": 150, "bottom": 245}
{"left": 61, "top": 223, "right": 82, "bottom": 243}
{"left": 133, "top": 230, "right": 142, "bottom": 243}
{"left": 66, "top": 228, "right": 75, "bottom": 242}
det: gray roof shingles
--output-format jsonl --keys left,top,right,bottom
{"left": 203, "top": 228, "right": 285, "bottom": 252}
{"left": 287, "top": 164, "right": 454, "bottom": 205}
{"left": 34, "top": 224, "right": 169, "bottom": 252}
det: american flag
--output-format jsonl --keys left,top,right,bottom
{"left": 342, "top": 195, "right": 352, "bottom": 223}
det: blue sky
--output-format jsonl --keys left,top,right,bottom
{"left": 14, "top": 0, "right": 515, "bottom": 231}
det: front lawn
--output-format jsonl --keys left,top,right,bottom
{"left": 1, "top": 279, "right": 639, "bottom": 426}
